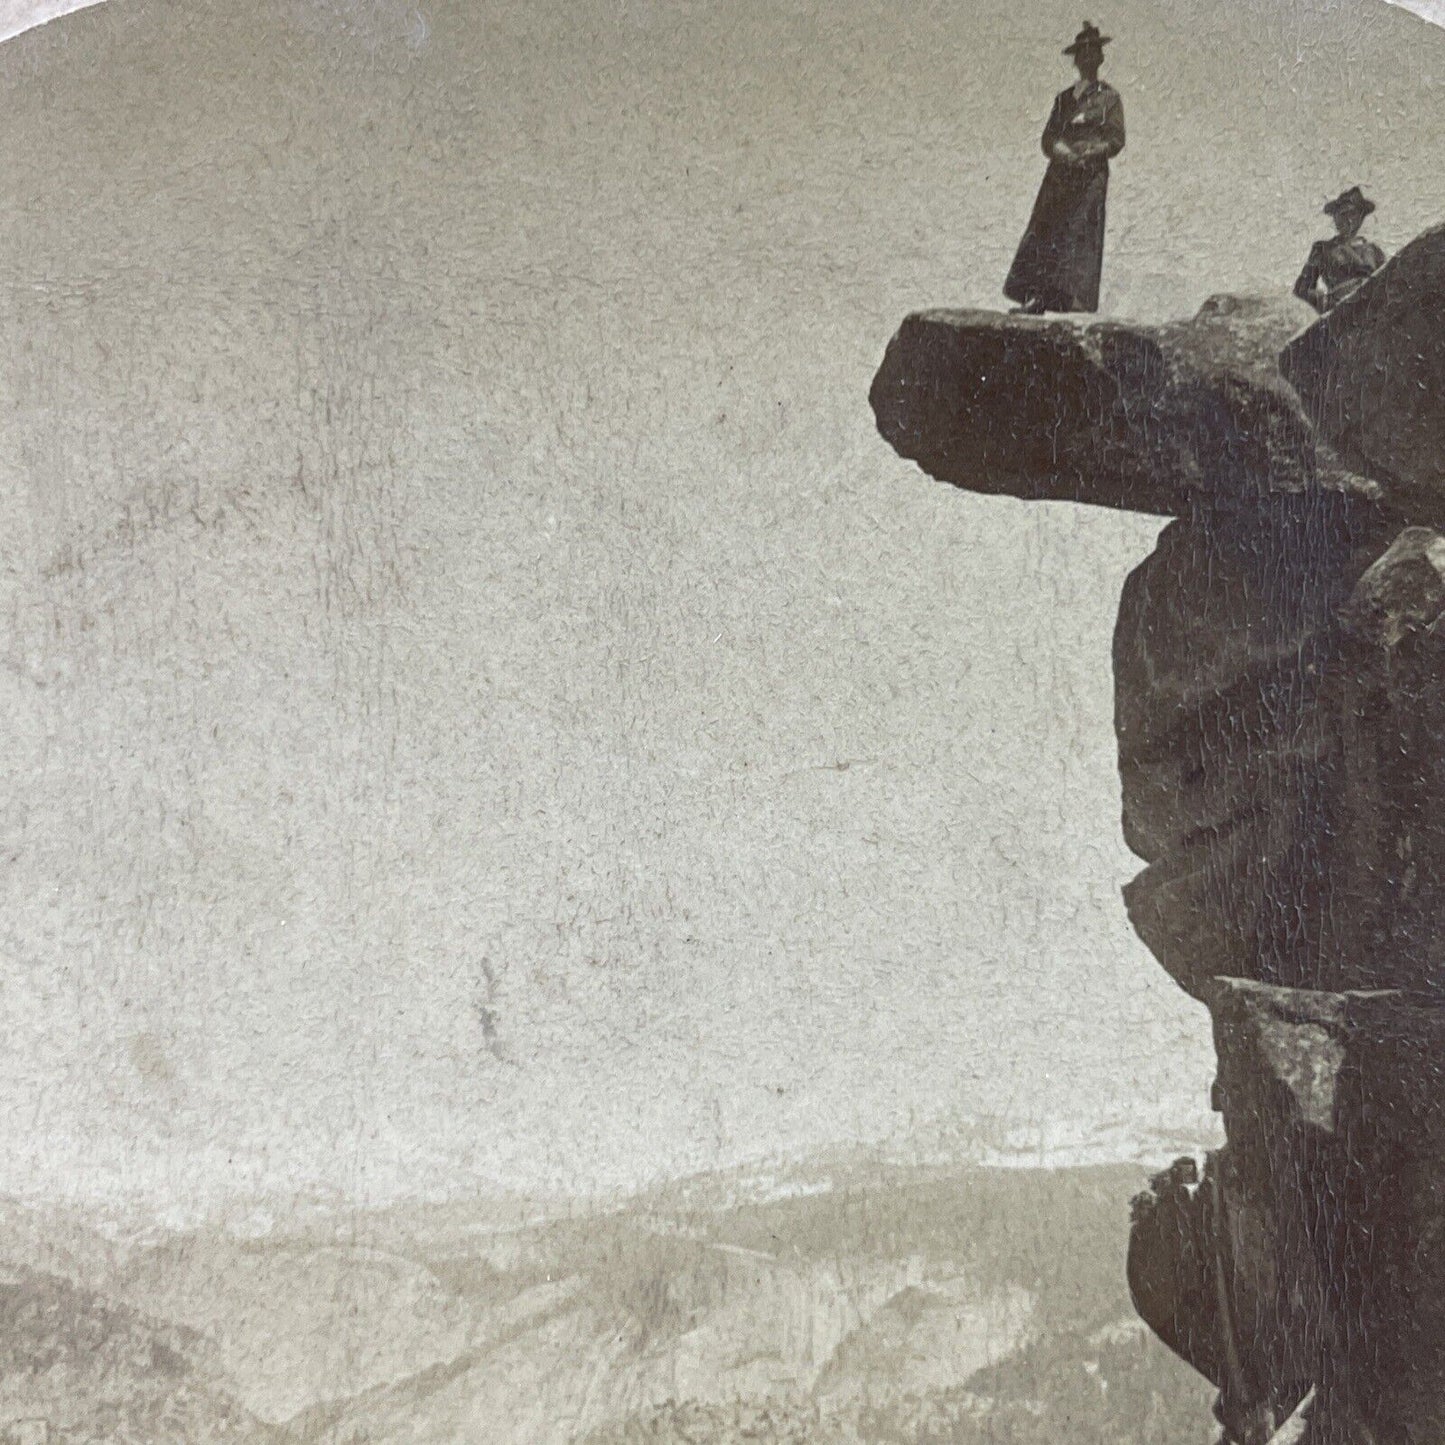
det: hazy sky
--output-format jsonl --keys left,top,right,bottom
{"left": 0, "top": 0, "right": 1440, "bottom": 1219}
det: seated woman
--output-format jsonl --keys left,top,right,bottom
{"left": 1293, "top": 187, "right": 1386, "bottom": 315}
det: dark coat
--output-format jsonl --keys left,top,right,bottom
{"left": 1004, "top": 80, "right": 1125, "bottom": 313}
{"left": 1292, "top": 234, "right": 1387, "bottom": 314}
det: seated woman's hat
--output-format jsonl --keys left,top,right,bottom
{"left": 1324, "top": 186, "right": 1376, "bottom": 217}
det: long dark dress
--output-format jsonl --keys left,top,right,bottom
{"left": 1004, "top": 80, "right": 1125, "bottom": 313}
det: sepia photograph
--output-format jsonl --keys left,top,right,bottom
{"left": 1, "top": 0, "right": 1444, "bottom": 1439}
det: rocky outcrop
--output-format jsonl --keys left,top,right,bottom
{"left": 1128, "top": 982, "right": 1445, "bottom": 1443}
{"left": 870, "top": 233, "right": 1445, "bottom": 1443}
{"left": 1283, "top": 226, "right": 1445, "bottom": 527}
{"left": 1113, "top": 501, "right": 1373, "bottom": 1000}
{"left": 869, "top": 294, "right": 1380, "bottom": 517}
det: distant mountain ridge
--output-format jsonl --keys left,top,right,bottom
{"left": 0, "top": 1261, "right": 282, "bottom": 1444}
{"left": 0, "top": 1158, "right": 1211, "bottom": 1442}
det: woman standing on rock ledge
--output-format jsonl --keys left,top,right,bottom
{"left": 1004, "top": 21, "right": 1125, "bottom": 316}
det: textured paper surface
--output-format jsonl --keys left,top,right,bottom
{"left": 0, "top": 0, "right": 1434, "bottom": 1438}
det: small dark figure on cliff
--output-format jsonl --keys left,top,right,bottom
{"left": 1004, "top": 21, "right": 1125, "bottom": 316}
{"left": 1293, "top": 187, "right": 1386, "bottom": 314}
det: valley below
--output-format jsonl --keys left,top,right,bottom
{"left": 0, "top": 1159, "right": 1212, "bottom": 1443}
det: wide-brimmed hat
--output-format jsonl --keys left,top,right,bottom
{"left": 1324, "top": 185, "right": 1376, "bottom": 218}
{"left": 1064, "top": 20, "right": 1111, "bottom": 55}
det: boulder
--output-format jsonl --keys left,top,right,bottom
{"left": 1112, "top": 505, "right": 1393, "bottom": 999}
{"left": 1127, "top": 981, "right": 1445, "bottom": 1441}
{"left": 1126, "top": 1157, "right": 1229, "bottom": 1394}
{"left": 1331, "top": 528, "right": 1445, "bottom": 994}
{"left": 869, "top": 295, "right": 1379, "bottom": 518}
{"left": 1208, "top": 979, "right": 1352, "bottom": 1141}
{"left": 1127, "top": 1146, "right": 1304, "bottom": 1444}
{"left": 1339, "top": 525, "right": 1445, "bottom": 647}
{"left": 1118, "top": 519, "right": 1445, "bottom": 1001}
{"left": 1282, "top": 226, "right": 1445, "bottom": 528}
{"left": 1201, "top": 980, "right": 1445, "bottom": 1444}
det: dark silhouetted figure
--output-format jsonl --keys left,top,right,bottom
{"left": 1293, "top": 187, "right": 1386, "bottom": 314}
{"left": 1004, "top": 21, "right": 1125, "bottom": 316}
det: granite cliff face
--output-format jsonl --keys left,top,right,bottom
{"left": 870, "top": 227, "right": 1445, "bottom": 1444}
